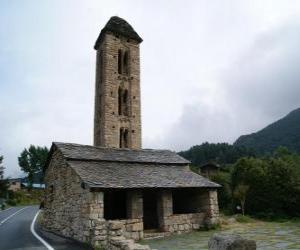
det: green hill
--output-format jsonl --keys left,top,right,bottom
{"left": 234, "top": 108, "right": 300, "bottom": 154}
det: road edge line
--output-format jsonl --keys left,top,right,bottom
{"left": 30, "top": 210, "right": 54, "bottom": 250}
{"left": 0, "top": 207, "right": 13, "bottom": 213}
{"left": 0, "top": 207, "right": 28, "bottom": 225}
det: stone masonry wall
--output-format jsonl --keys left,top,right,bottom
{"left": 157, "top": 189, "right": 219, "bottom": 234}
{"left": 200, "top": 190, "right": 219, "bottom": 226}
{"left": 94, "top": 32, "right": 142, "bottom": 149}
{"left": 43, "top": 149, "right": 104, "bottom": 244}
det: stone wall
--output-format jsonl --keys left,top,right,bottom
{"left": 164, "top": 213, "right": 206, "bottom": 233}
{"left": 94, "top": 31, "right": 142, "bottom": 149}
{"left": 157, "top": 189, "right": 219, "bottom": 233}
{"left": 201, "top": 190, "right": 219, "bottom": 226}
{"left": 43, "top": 149, "right": 104, "bottom": 244}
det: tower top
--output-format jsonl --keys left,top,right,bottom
{"left": 94, "top": 16, "right": 143, "bottom": 50}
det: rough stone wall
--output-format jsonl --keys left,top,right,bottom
{"left": 157, "top": 189, "right": 219, "bottom": 234}
{"left": 94, "top": 32, "right": 142, "bottom": 149}
{"left": 201, "top": 190, "right": 219, "bottom": 226}
{"left": 43, "top": 149, "right": 105, "bottom": 245}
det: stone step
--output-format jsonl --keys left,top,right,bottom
{"left": 143, "top": 231, "right": 170, "bottom": 240}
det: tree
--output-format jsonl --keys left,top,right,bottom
{"left": 0, "top": 155, "right": 8, "bottom": 198}
{"left": 233, "top": 184, "right": 249, "bottom": 216}
{"left": 210, "top": 171, "right": 232, "bottom": 211}
{"left": 18, "top": 145, "right": 49, "bottom": 187}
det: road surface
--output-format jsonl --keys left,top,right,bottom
{"left": 0, "top": 206, "right": 91, "bottom": 250}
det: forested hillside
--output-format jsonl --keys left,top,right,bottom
{"left": 178, "top": 142, "right": 255, "bottom": 166}
{"left": 235, "top": 108, "right": 300, "bottom": 155}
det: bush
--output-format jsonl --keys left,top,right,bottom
{"left": 235, "top": 215, "right": 254, "bottom": 223}
{"left": 7, "top": 199, "right": 17, "bottom": 206}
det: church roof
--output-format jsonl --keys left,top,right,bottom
{"left": 53, "top": 142, "right": 190, "bottom": 165}
{"left": 68, "top": 161, "right": 220, "bottom": 189}
{"left": 94, "top": 16, "right": 143, "bottom": 50}
{"left": 49, "top": 142, "right": 220, "bottom": 189}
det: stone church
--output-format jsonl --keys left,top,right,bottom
{"left": 43, "top": 16, "right": 220, "bottom": 249}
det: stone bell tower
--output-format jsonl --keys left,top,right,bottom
{"left": 93, "top": 16, "right": 143, "bottom": 149}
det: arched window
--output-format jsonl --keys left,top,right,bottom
{"left": 123, "top": 89, "right": 128, "bottom": 116}
{"left": 118, "top": 49, "right": 122, "bottom": 74}
{"left": 123, "top": 51, "right": 129, "bottom": 75}
{"left": 118, "top": 87, "right": 129, "bottom": 116}
{"left": 118, "top": 87, "right": 123, "bottom": 115}
{"left": 124, "top": 129, "right": 129, "bottom": 148}
{"left": 119, "top": 128, "right": 129, "bottom": 148}
{"left": 117, "top": 49, "right": 130, "bottom": 75}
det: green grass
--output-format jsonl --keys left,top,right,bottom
{"left": 235, "top": 214, "right": 255, "bottom": 223}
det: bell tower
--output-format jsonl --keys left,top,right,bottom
{"left": 93, "top": 17, "right": 143, "bottom": 149}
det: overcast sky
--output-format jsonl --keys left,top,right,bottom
{"left": 1, "top": 0, "right": 300, "bottom": 177}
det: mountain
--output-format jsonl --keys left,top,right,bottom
{"left": 234, "top": 108, "right": 300, "bottom": 154}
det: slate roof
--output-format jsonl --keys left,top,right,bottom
{"left": 53, "top": 142, "right": 190, "bottom": 165}
{"left": 68, "top": 161, "right": 220, "bottom": 189}
{"left": 50, "top": 142, "right": 220, "bottom": 189}
{"left": 94, "top": 16, "right": 143, "bottom": 50}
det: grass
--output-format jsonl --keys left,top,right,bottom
{"left": 235, "top": 214, "right": 255, "bottom": 223}
{"left": 7, "top": 189, "right": 44, "bottom": 206}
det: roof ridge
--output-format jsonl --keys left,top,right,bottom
{"left": 53, "top": 142, "right": 176, "bottom": 153}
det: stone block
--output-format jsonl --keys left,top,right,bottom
{"left": 208, "top": 233, "right": 256, "bottom": 250}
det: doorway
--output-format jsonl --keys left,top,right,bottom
{"left": 143, "top": 190, "right": 159, "bottom": 230}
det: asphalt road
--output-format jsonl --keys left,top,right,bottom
{"left": 0, "top": 206, "right": 92, "bottom": 250}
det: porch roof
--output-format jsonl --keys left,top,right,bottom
{"left": 67, "top": 160, "right": 220, "bottom": 189}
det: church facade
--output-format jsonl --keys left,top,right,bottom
{"left": 42, "top": 17, "right": 220, "bottom": 249}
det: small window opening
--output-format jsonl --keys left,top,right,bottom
{"left": 123, "top": 51, "right": 129, "bottom": 75}
{"left": 118, "top": 49, "right": 122, "bottom": 74}
{"left": 104, "top": 190, "right": 127, "bottom": 220}
{"left": 123, "top": 90, "right": 128, "bottom": 116}
{"left": 118, "top": 87, "right": 129, "bottom": 116}
{"left": 120, "top": 128, "right": 129, "bottom": 148}
{"left": 117, "top": 49, "right": 129, "bottom": 75}
{"left": 118, "top": 87, "right": 123, "bottom": 115}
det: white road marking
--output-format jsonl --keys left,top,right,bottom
{"left": 0, "top": 207, "right": 13, "bottom": 213}
{"left": 31, "top": 210, "right": 54, "bottom": 250}
{"left": 0, "top": 207, "right": 28, "bottom": 225}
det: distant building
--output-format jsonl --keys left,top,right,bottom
{"left": 7, "top": 178, "right": 22, "bottom": 192}
{"left": 200, "top": 163, "right": 220, "bottom": 178}
{"left": 8, "top": 172, "right": 45, "bottom": 191}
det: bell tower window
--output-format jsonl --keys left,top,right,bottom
{"left": 120, "top": 128, "right": 129, "bottom": 148}
{"left": 118, "top": 49, "right": 122, "bottom": 74}
{"left": 117, "top": 49, "right": 129, "bottom": 75}
{"left": 123, "top": 51, "right": 129, "bottom": 75}
{"left": 118, "top": 87, "right": 129, "bottom": 116}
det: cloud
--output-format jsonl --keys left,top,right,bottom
{"left": 161, "top": 19, "right": 300, "bottom": 151}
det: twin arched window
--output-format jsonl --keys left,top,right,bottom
{"left": 118, "top": 87, "right": 128, "bottom": 116}
{"left": 118, "top": 49, "right": 129, "bottom": 75}
{"left": 120, "top": 128, "right": 129, "bottom": 148}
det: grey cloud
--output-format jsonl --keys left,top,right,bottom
{"left": 162, "top": 20, "right": 300, "bottom": 151}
